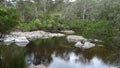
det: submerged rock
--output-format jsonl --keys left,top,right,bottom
{"left": 74, "top": 42, "right": 83, "bottom": 48}
{"left": 60, "top": 30, "right": 75, "bottom": 34}
{"left": 67, "top": 35, "right": 87, "bottom": 42}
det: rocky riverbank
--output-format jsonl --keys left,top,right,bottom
{"left": 1, "top": 31, "right": 65, "bottom": 47}
{"left": 0, "top": 30, "right": 102, "bottom": 49}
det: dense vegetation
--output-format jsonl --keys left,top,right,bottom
{"left": 0, "top": 7, "right": 19, "bottom": 38}
{"left": 0, "top": 0, "right": 120, "bottom": 49}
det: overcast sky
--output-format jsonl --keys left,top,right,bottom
{"left": 69, "top": 0, "right": 76, "bottom": 2}
{"left": 6, "top": 0, "right": 76, "bottom": 2}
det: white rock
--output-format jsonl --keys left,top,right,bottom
{"left": 67, "top": 35, "right": 87, "bottom": 42}
{"left": 15, "top": 36, "right": 29, "bottom": 43}
{"left": 3, "top": 37, "right": 15, "bottom": 45}
{"left": 4, "top": 31, "right": 65, "bottom": 41}
{"left": 0, "top": 39, "right": 3, "bottom": 41}
{"left": 15, "top": 37, "right": 29, "bottom": 47}
{"left": 82, "top": 42, "right": 95, "bottom": 49}
{"left": 87, "top": 39, "right": 102, "bottom": 43}
{"left": 60, "top": 30, "right": 75, "bottom": 34}
{"left": 3, "top": 37, "right": 15, "bottom": 43}
{"left": 74, "top": 42, "right": 83, "bottom": 48}
{"left": 94, "top": 39, "right": 102, "bottom": 42}
{"left": 50, "top": 33, "right": 65, "bottom": 37}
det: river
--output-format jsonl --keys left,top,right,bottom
{"left": 0, "top": 37, "right": 119, "bottom": 68}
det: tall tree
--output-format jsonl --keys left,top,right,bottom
{"left": 0, "top": 7, "right": 19, "bottom": 38}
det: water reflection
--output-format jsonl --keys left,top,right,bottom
{"left": 107, "top": 52, "right": 120, "bottom": 67}
{"left": 49, "top": 52, "right": 117, "bottom": 68}
{"left": 25, "top": 38, "right": 119, "bottom": 68}
{"left": 0, "top": 37, "right": 120, "bottom": 68}
{"left": 0, "top": 44, "right": 25, "bottom": 68}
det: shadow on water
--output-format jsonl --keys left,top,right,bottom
{"left": 0, "top": 37, "right": 120, "bottom": 68}
{"left": 0, "top": 44, "right": 26, "bottom": 68}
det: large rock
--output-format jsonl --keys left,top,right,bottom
{"left": 82, "top": 42, "right": 95, "bottom": 49}
{"left": 67, "top": 35, "right": 87, "bottom": 42}
{"left": 15, "top": 36, "right": 29, "bottom": 43}
{"left": 15, "top": 36, "right": 29, "bottom": 47}
{"left": 11, "top": 31, "right": 65, "bottom": 40}
{"left": 1, "top": 31, "right": 65, "bottom": 46}
{"left": 74, "top": 42, "right": 83, "bottom": 48}
{"left": 87, "top": 39, "right": 102, "bottom": 43}
{"left": 60, "top": 30, "right": 75, "bottom": 34}
{"left": 3, "top": 37, "right": 14, "bottom": 43}
{"left": 49, "top": 33, "right": 65, "bottom": 37}
{"left": 3, "top": 37, "right": 15, "bottom": 45}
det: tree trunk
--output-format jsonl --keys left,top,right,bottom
{"left": 83, "top": 8, "right": 86, "bottom": 23}
{"left": 4, "top": 0, "right": 7, "bottom": 8}
{"left": 82, "top": 0, "right": 87, "bottom": 23}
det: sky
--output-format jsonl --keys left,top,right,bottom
{"left": 69, "top": 0, "right": 76, "bottom": 2}
{"left": 6, "top": 0, "right": 76, "bottom": 3}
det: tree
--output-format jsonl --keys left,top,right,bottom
{"left": 0, "top": 7, "right": 19, "bottom": 38}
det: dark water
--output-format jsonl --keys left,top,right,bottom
{"left": 0, "top": 37, "right": 120, "bottom": 68}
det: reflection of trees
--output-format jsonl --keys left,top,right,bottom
{"left": 82, "top": 47, "right": 112, "bottom": 62}
{"left": 25, "top": 41, "right": 37, "bottom": 53}
{"left": 107, "top": 52, "right": 120, "bottom": 67}
{"left": 26, "top": 45, "right": 119, "bottom": 67}
{"left": 55, "top": 50, "right": 70, "bottom": 62}
{"left": 0, "top": 37, "right": 119, "bottom": 68}
{"left": 25, "top": 38, "right": 119, "bottom": 67}
{"left": 33, "top": 48, "right": 53, "bottom": 65}
{"left": 0, "top": 44, "right": 25, "bottom": 68}
{"left": 0, "top": 55, "right": 2, "bottom": 68}
{"left": 25, "top": 37, "right": 73, "bottom": 66}
{"left": 82, "top": 46, "right": 120, "bottom": 67}
{"left": 32, "top": 48, "right": 72, "bottom": 66}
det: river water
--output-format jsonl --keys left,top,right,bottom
{"left": 0, "top": 37, "right": 119, "bottom": 68}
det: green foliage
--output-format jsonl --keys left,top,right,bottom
{"left": 78, "top": 20, "right": 120, "bottom": 48}
{"left": 1, "top": 0, "right": 119, "bottom": 48}
{"left": 20, "top": 19, "right": 42, "bottom": 31}
{"left": 20, "top": 14, "right": 70, "bottom": 31}
{"left": 84, "top": 21, "right": 113, "bottom": 38}
{"left": 64, "top": 20, "right": 85, "bottom": 29}
{"left": 0, "top": 8, "right": 19, "bottom": 35}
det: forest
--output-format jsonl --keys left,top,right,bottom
{"left": 0, "top": 0, "right": 120, "bottom": 48}
{"left": 0, "top": 0, "right": 120, "bottom": 68}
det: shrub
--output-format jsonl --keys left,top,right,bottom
{"left": 81, "top": 20, "right": 116, "bottom": 47}
{"left": 20, "top": 19, "right": 42, "bottom": 31}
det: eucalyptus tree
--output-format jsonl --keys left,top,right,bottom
{"left": 0, "top": 7, "right": 19, "bottom": 38}
{"left": 16, "top": 0, "right": 35, "bottom": 22}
